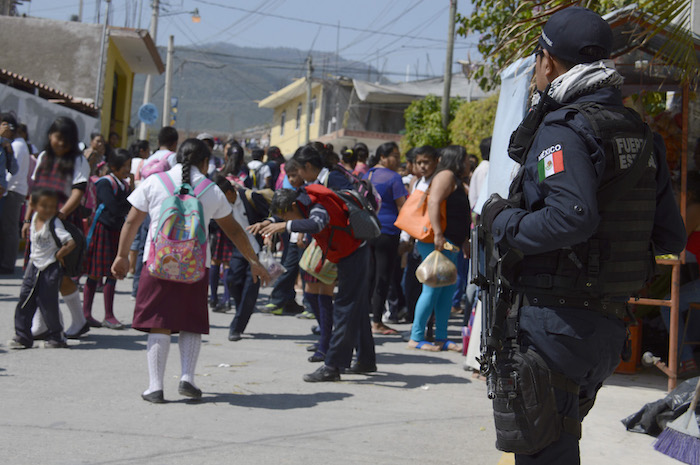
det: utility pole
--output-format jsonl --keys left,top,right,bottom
{"left": 95, "top": 0, "right": 111, "bottom": 108}
{"left": 162, "top": 35, "right": 174, "bottom": 127}
{"left": 139, "top": 0, "right": 159, "bottom": 139}
{"left": 78, "top": 0, "right": 83, "bottom": 21}
{"left": 442, "top": 0, "right": 457, "bottom": 130}
{"left": 305, "top": 55, "right": 313, "bottom": 144}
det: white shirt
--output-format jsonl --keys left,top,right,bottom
{"left": 247, "top": 160, "right": 271, "bottom": 189}
{"left": 29, "top": 214, "right": 72, "bottom": 271}
{"left": 128, "top": 164, "right": 232, "bottom": 266}
{"left": 33, "top": 151, "right": 90, "bottom": 198}
{"left": 469, "top": 160, "right": 489, "bottom": 209}
{"left": 130, "top": 157, "right": 146, "bottom": 176}
{"left": 7, "top": 137, "right": 30, "bottom": 195}
{"left": 231, "top": 194, "right": 260, "bottom": 254}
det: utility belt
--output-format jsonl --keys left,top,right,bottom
{"left": 516, "top": 273, "right": 630, "bottom": 321}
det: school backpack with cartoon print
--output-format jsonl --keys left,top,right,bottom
{"left": 146, "top": 172, "right": 214, "bottom": 283}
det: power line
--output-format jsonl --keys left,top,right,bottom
{"left": 197, "top": 0, "right": 450, "bottom": 44}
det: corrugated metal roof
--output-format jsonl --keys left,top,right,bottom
{"left": 0, "top": 69, "right": 98, "bottom": 116}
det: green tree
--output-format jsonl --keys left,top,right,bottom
{"left": 402, "top": 95, "right": 463, "bottom": 152}
{"left": 457, "top": 0, "right": 698, "bottom": 90}
{"left": 449, "top": 94, "right": 499, "bottom": 157}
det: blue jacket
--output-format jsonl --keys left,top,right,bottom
{"left": 492, "top": 86, "right": 685, "bottom": 257}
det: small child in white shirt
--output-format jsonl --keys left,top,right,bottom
{"left": 9, "top": 188, "right": 76, "bottom": 349}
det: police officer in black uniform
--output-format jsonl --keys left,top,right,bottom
{"left": 481, "top": 7, "right": 686, "bottom": 464}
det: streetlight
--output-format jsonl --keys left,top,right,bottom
{"left": 160, "top": 7, "right": 201, "bottom": 23}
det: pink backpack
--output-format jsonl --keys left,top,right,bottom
{"left": 141, "top": 151, "right": 174, "bottom": 179}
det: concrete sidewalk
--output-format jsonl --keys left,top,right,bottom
{"left": 0, "top": 265, "right": 679, "bottom": 464}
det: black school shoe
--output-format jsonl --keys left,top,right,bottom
{"left": 346, "top": 362, "right": 377, "bottom": 374}
{"left": 303, "top": 365, "right": 340, "bottom": 382}
{"left": 178, "top": 381, "right": 202, "bottom": 400}
{"left": 65, "top": 322, "right": 90, "bottom": 339}
{"left": 141, "top": 390, "right": 165, "bottom": 403}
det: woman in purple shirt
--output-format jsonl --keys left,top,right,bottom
{"left": 364, "top": 142, "right": 408, "bottom": 335}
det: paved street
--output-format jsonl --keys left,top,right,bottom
{"left": 0, "top": 264, "right": 680, "bottom": 464}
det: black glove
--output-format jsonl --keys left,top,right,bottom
{"left": 481, "top": 193, "right": 519, "bottom": 233}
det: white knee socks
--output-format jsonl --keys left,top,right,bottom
{"left": 31, "top": 311, "right": 48, "bottom": 336}
{"left": 178, "top": 331, "right": 201, "bottom": 386}
{"left": 63, "top": 290, "right": 86, "bottom": 334}
{"left": 144, "top": 333, "right": 170, "bottom": 395}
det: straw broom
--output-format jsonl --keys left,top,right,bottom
{"left": 654, "top": 377, "right": 700, "bottom": 465}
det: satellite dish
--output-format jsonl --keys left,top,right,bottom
{"left": 138, "top": 103, "right": 159, "bottom": 125}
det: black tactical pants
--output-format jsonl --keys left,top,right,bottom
{"left": 515, "top": 305, "right": 627, "bottom": 465}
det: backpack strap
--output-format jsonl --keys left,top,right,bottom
{"left": 155, "top": 172, "right": 176, "bottom": 194}
{"left": 97, "top": 174, "right": 119, "bottom": 195}
{"left": 192, "top": 177, "right": 215, "bottom": 197}
{"left": 48, "top": 216, "right": 62, "bottom": 249}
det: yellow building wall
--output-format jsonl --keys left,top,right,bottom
{"left": 100, "top": 38, "right": 134, "bottom": 148}
{"left": 269, "top": 89, "right": 323, "bottom": 156}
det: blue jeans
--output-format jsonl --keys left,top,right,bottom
{"left": 227, "top": 248, "right": 260, "bottom": 334}
{"left": 661, "top": 279, "right": 700, "bottom": 363}
{"left": 410, "top": 241, "right": 459, "bottom": 342}
{"left": 269, "top": 234, "right": 301, "bottom": 307}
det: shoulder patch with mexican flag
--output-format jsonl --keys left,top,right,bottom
{"left": 537, "top": 144, "right": 564, "bottom": 182}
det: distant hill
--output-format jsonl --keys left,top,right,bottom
{"left": 130, "top": 42, "right": 382, "bottom": 135}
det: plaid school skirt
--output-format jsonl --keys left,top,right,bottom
{"left": 84, "top": 221, "right": 120, "bottom": 278}
{"left": 209, "top": 229, "right": 234, "bottom": 263}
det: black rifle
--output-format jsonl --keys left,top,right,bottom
{"left": 471, "top": 224, "right": 522, "bottom": 399}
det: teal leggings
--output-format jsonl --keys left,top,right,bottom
{"left": 410, "top": 241, "right": 459, "bottom": 342}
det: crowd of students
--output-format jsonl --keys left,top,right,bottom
{"left": 3, "top": 115, "right": 491, "bottom": 401}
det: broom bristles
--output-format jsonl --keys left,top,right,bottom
{"left": 655, "top": 426, "right": 700, "bottom": 465}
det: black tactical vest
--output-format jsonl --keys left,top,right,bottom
{"left": 514, "top": 102, "right": 657, "bottom": 301}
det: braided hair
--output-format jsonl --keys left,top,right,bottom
{"left": 176, "top": 138, "right": 210, "bottom": 194}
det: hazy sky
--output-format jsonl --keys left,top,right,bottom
{"left": 20, "top": 0, "right": 479, "bottom": 82}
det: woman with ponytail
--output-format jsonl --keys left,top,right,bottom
{"left": 111, "top": 138, "right": 270, "bottom": 403}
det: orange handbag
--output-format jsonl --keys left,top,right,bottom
{"left": 394, "top": 186, "right": 446, "bottom": 243}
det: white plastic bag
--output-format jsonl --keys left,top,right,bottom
{"left": 259, "top": 247, "right": 286, "bottom": 285}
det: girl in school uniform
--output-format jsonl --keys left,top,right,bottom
{"left": 24, "top": 117, "right": 90, "bottom": 339}
{"left": 111, "top": 138, "right": 269, "bottom": 403}
{"left": 83, "top": 150, "right": 133, "bottom": 329}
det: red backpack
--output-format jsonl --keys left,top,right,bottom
{"left": 301, "top": 184, "right": 362, "bottom": 263}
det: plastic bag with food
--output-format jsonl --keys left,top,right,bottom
{"left": 415, "top": 249, "right": 458, "bottom": 287}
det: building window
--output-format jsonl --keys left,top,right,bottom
{"left": 296, "top": 103, "right": 302, "bottom": 130}
{"left": 280, "top": 110, "right": 286, "bottom": 136}
{"left": 310, "top": 96, "right": 317, "bottom": 124}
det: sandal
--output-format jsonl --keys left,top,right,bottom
{"left": 372, "top": 323, "right": 399, "bottom": 335}
{"left": 407, "top": 340, "right": 440, "bottom": 352}
{"left": 437, "top": 339, "right": 462, "bottom": 352}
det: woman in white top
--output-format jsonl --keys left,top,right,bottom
{"left": 111, "top": 138, "right": 270, "bottom": 403}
